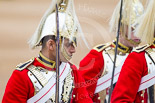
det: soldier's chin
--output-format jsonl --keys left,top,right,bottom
{"left": 127, "top": 39, "right": 141, "bottom": 47}
{"left": 60, "top": 55, "right": 72, "bottom": 63}
{"left": 132, "top": 40, "right": 141, "bottom": 46}
{"left": 60, "top": 57, "right": 68, "bottom": 63}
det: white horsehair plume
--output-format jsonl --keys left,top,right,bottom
{"left": 135, "top": 0, "right": 155, "bottom": 44}
{"left": 28, "top": 0, "right": 89, "bottom": 49}
{"left": 109, "top": 0, "right": 132, "bottom": 33}
{"left": 109, "top": 0, "right": 144, "bottom": 39}
{"left": 28, "top": 0, "right": 62, "bottom": 49}
{"left": 109, "top": 0, "right": 121, "bottom": 33}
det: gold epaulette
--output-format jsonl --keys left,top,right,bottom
{"left": 133, "top": 44, "right": 151, "bottom": 53}
{"left": 16, "top": 58, "right": 35, "bottom": 71}
{"left": 93, "top": 42, "right": 112, "bottom": 52}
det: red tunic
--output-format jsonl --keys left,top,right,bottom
{"left": 111, "top": 45, "right": 155, "bottom": 103}
{"left": 2, "top": 58, "right": 93, "bottom": 103}
{"left": 79, "top": 49, "right": 104, "bottom": 102}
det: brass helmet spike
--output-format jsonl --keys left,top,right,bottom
{"left": 59, "top": 0, "right": 68, "bottom": 12}
{"left": 109, "top": 0, "right": 144, "bottom": 33}
{"left": 28, "top": 0, "right": 80, "bottom": 49}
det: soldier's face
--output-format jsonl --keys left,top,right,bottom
{"left": 122, "top": 25, "right": 141, "bottom": 47}
{"left": 44, "top": 38, "right": 75, "bottom": 62}
{"left": 59, "top": 38, "right": 76, "bottom": 62}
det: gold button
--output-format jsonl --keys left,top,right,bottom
{"left": 119, "top": 52, "right": 123, "bottom": 55}
{"left": 141, "top": 100, "right": 144, "bottom": 103}
{"left": 73, "top": 95, "right": 76, "bottom": 98}
{"left": 72, "top": 86, "right": 75, "bottom": 88}
{"left": 71, "top": 77, "right": 74, "bottom": 80}
{"left": 98, "top": 97, "right": 100, "bottom": 100}
{"left": 141, "top": 94, "right": 144, "bottom": 97}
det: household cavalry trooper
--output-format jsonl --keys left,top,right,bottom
{"left": 111, "top": 0, "right": 155, "bottom": 102}
{"left": 79, "top": 0, "right": 144, "bottom": 102}
{"left": 2, "top": 0, "right": 93, "bottom": 103}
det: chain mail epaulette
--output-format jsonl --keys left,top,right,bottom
{"left": 93, "top": 42, "right": 112, "bottom": 52}
{"left": 16, "top": 58, "right": 35, "bottom": 71}
{"left": 133, "top": 44, "right": 151, "bottom": 53}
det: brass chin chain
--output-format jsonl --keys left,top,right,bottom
{"left": 62, "top": 48, "right": 72, "bottom": 61}
{"left": 120, "top": 26, "right": 141, "bottom": 46}
{"left": 124, "top": 36, "right": 141, "bottom": 45}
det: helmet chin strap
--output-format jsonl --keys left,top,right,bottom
{"left": 124, "top": 35, "right": 141, "bottom": 45}
{"left": 120, "top": 24, "right": 141, "bottom": 45}
{"left": 61, "top": 47, "right": 72, "bottom": 61}
{"left": 120, "top": 27, "right": 141, "bottom": 46}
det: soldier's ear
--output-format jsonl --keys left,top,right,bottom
{"left": 47, "top": 39, "right": 56, "bottom": 50}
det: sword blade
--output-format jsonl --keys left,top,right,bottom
{"left": 55, "top": 4, "right": 60, "bottom": 103}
